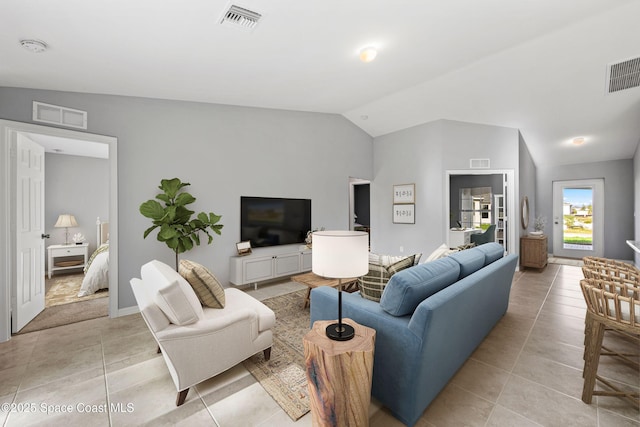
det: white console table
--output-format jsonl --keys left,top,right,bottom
{"left": 229, "top": 245, "right": 311, "bottom": 289}
{"left": 47, "top": 243, "right": 89, "bottom": 279}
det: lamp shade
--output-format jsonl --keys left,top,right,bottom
{"left": 54, "top": 214, "right": 78, "bottom": 228}
{"left": 312, "top": 231, "right": 368, "bottom": 279}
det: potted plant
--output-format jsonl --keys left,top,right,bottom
{"left": 531, "top": 215, "right": 546, "bottom": 236}
{"left": 140, "top": 178, "right": 223, "bottom": 270}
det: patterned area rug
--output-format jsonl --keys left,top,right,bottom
{"left": 242, "top": 289, "right": 311, "bottom": 421}
{"left": 45, "top": 272, "right": 108, "bottom": 307}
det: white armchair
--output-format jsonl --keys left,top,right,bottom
{"left": 130, "top": 260, "right": 275, "bottom": 405}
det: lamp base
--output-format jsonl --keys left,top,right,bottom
{"left": 325, "top": 322, "right": 355, "bottom": 341}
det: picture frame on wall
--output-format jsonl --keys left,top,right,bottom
{"left": 393, "top": 204, "right": 415, "bottom": 224}
{"left": 393, "top": 184, "right": 415, "bottom": 204}
{"left": 236, "top": 241, "right": 252, "bottom": 256}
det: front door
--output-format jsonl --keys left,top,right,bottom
{"left": 552, "top": 179, "right": 604, "bottom": 258}
{"left": 12, "top": 133, "right": 46, "bottom": 332}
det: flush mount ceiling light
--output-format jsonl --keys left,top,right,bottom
{"left": 572, "top": 137, "right": 585, "bottom": 146}
{"left": 359, "top": 46, "right": 378, "bottom": 63}
{"left": 20, "top": 39, "right": 47, "bottom": 53}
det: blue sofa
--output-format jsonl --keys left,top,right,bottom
{"left": 310, "top": 242, "right": 518, "bottom": 426}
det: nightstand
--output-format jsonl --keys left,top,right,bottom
{"left": 47, "top": 243, "right": 89, "bottom": 279}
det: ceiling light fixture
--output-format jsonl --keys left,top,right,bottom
{"left": 572, "top": 137, "right": 585, "bottom": 145}
{"left": 359, "top": 46, "right": 377, "bottom": 63}
{"left": 20, "top": 39, "right": 47, "bottom": 53}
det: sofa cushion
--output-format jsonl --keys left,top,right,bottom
{"left": 141, "top": 260, "right": 204, "bottom": 325}
{"left": 380, "top": 257, "right": 460, "bottom": 316}
{"left": 475, "top": 242, "right": 505, "bottom": 265}
{"left": 448, "top": 248, "right": 486, "bottom": 279}
{"left": 359, "top": 256, "right": 415, "bottom": 302}
{"left": 179, "top": 259, "right": 226, "bottom": 309}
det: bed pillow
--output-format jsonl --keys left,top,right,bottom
{"left": 358, "top": 255, "right": 415, "bottom": 302}
{"left": 179, "top": 259, "right": 226, "bottom": 309}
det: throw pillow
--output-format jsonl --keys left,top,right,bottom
{"left": 179, "top": 259, "right": 226, "bottom": 309}
{"left": 358, "top": 255, "right": 415, "bottom": 302}
{"left": 424, "top": 243, "right": 457, "bottom": 262}
{"left": 370, "top": 252, "right": 422, "bottom": 266}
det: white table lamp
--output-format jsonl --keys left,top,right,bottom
{"left": 55, "top": 214, "right": 78, "bottom": 245}
{"left": 312, "top": 230, "right": 368, "bottom": 341}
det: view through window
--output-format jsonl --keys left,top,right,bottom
{"left": 562, "top": 187, "right": 593, "bottom": 250}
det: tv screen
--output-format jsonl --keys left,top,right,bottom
{"left": 240, "top": 197, "right": 311, "bottom": 248}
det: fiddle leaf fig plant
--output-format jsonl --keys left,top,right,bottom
{"left": 140, "top": 178, "right": 223, "bottom": 270}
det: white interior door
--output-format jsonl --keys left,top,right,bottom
{"left": 12, "top": 133, "right": 46, "bottom": 332}
{"left": 552, "top": 179, "right": 604, "bottom": 258}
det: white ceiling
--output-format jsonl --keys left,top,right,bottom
{"left": 2, "top": 0, "right": 639, "bottom": 166}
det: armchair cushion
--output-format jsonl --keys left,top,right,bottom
{"left": 141, "top": 260, "right": 204, "bottom": 325}
{"left": 179, "top": 259, "right": 225, "bottom": 309}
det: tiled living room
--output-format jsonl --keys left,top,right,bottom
{"left": 1, "top": 261, "right": 638, "bottom": 426}
{"left": 1, "top": 1, "right": 640, "bottom": 426}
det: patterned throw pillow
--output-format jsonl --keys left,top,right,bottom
{"left": 178, "top": 259, "right": 226, "bottom": 309}
{"left": 358, "top": 255, "right": 415, "bottom": 302}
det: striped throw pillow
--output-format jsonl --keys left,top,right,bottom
{"left": 178, "top": 259, "right": 226, "bottom": 309}
{"left": 358, "top": 255, "right": 415, "bottom": 302}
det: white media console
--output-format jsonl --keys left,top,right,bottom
{"left": 229, "top": 244, "right": 312, "bottom": 289}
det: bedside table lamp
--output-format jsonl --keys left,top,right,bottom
{"left": 312, "top": 230, "right": 368, "bottom": 341}
{"left": 55, "top": 214, "right": 78, "bottom": 245}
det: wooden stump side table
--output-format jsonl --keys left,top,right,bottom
{"left": 303, "top": 318, "right": 376, "bottom": 427}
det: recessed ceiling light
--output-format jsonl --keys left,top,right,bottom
{"left": 359, "top": 46, "right": 377, "bottom": 63}
{"left": 20, "top": 39, "right": 48, "bottom": 53}
{"left": 572, "top": 137, "right": 585, "bottom": 146}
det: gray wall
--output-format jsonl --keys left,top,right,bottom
{"left": 518, "top": 132, "right": 537, "bottom": 236}
{"left": 536, "top": 159, "right": 635, "bottom": 260}
{"left": 45, "top": 152, "right": 109, "bottom": 267}
{"left": 0, "top": 87, "right": 373, "bottom": 310}
{"left": 634, "top": 143, "right": 640, "bottom": 267}
{"left": 371, "top": 119, "right": 520, "bottom": 258}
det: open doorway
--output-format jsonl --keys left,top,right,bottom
{"left": 445, "top": 170, "right": 515, "bottom": 255}
{"left": 0, "top": 120, "right": 118, "bottom": 342}
{"left": 349, "top": 177, "right": 371, "bottom": 243}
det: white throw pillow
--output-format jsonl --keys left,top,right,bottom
{"left": 141, "top": 260, "right": 204, "bottom": 325}
{"left": 424, "top": 244, "right": 457, "bottom": 263}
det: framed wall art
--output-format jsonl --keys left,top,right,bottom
{"left": 393, "top": 184, "right": 415, "bottom": 204}
{"left": 393, "top": 204, "right": 415, "bottom": 224}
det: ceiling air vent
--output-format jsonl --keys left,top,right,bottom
{"left": 606, "top": 56, "right": 640, "bottom": 93}
{"left": 470, "top": 158, "right": 490, "bottom": 169}
{"left": 220, "top": 4, "right": 262, "bottom": 30}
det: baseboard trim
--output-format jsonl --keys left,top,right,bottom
{"left": 113, "top": 305, "right": 139, "bottom": 318}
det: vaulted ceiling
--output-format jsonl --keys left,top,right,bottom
{"left": 2, "top": 0, "right": 639, "bottom": 166}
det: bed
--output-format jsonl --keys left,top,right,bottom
{"left": 78, "top": 218, "right": 109, "bottom": 297}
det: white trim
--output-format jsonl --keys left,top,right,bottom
{"left": 445, "top": 169, "right": 517, "bottom": 256}
{"left": 117, "top": 305, "right": 140, "bottom": 317}
{"left": 0, "top": 120, "right": 118, "bottom": 343}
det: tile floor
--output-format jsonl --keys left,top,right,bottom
{"left": 1, "top": 264, "right": 638, "bottom": 426}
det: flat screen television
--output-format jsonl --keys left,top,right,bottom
{"left": 240, "top": 197, "right": 311, "bottom": 248}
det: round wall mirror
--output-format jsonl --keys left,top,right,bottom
{"left": 520, "top": 196, "right": 529, "bottom": 229}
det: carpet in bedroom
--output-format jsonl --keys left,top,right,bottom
{"left": 16, "top": 273, "right": 109, "bottom": 334}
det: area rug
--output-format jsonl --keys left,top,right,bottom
{"left": 242, "top": 289, "right": 311, "bottom": 421}
{"left": 45, "top": 273, "right": 108, "bottom": 307}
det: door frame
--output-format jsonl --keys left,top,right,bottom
{"left": 349, "top": 177, "right": 371, "bottom": 231}
{"left": 552, "top": 179, "right": 604, "bottom": 258}
{"left": 445, "top": 169, "right": 516, "bottom": 255}
{"left": 0, "top": 120, "right": 118, "bottom": 343}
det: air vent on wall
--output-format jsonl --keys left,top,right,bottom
{"left": 470, "top": 158, "right": 490, "bottom": 169}
{"left": 220, "top": 4, "right": 262, "bottom": 30}
{"left": 606, "top": 56, "right": 640, "bottom": 93}
{"left": 32, "top": 101, "right": 87, "bottom": 129}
